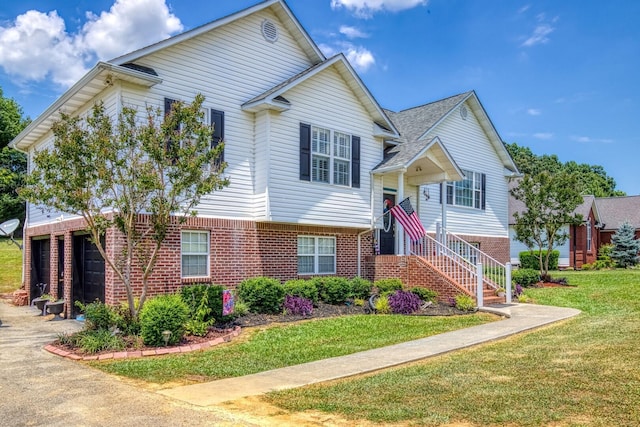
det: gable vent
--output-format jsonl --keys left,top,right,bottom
{"left": 261, "top": 19, "right": 278, "bottom": 43}
{"left": 460, "top": 105, "right": 468, "bottom": 120}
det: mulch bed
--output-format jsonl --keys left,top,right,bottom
{"left": 47, "top": 301, "right": 473, "bottom": 359}
{"left": 224, "top": 301, "right": 473, "bottom": 328}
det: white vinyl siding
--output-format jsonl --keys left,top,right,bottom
{"left": 509, "top": 225, "right": 570, "bottom": 267}
{"left": 267, "top": 66, "right": 380, "bottom": 227}
{"left": 297, "top": 236, "right": 336, "bottom": 275}
{"left": 417, "top": 101, "right": 510, "bottom": 238}
{"left": 181, "top": 231, "right": 210, "bottom": 277}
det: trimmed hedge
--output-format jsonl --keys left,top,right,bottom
{"left": 374, "top": 278, "right": 404, "bottom": 294}
{"left": 139, "top": 294, "right": 189, "bottom": 346}
{"left": 315, "top": 277, "right": 351, "bottom": 305}
{"left": 283, "top": 279, "right": 319, "bottom": 304}
{"left": 237, "top": 277, "right": 285, "bottom": 314}
{"left": 180, "top": 283, "right": 231, "bottom": 323}
{"left": 511, "top": 268, "right": 540, "bottom": 287}
{"left": 519, "top": 250, "right": 560, "bottom": 270}
{"left": 349, "top": 277, "right": 373, "bottom": 300}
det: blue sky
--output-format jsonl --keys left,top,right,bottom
{"left": 1, "top": 0, "right": 638, "bottom": 195}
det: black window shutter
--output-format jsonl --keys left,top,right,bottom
{"left": 211, "top": 109, "right": 225, "bottom": 163}
{"left": 481, "top": 173, "right": 487, "bottom": 210}
{"left": 439, "top": 183, "right": 443, "bottom": 204}
{"left": 351, "top": 135, "right": 360, "bottom": 188}
{"left": 446, "top": 183, "right": 453, "bottom": 205}
{"left": 300, "top": 123, "right": 311, "bottom": 181}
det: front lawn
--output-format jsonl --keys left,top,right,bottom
{"left": 93, "top": 312, "right": 496, "bottom": 384}
{"left": 0, "top": 239, "right": 22, "bottom": 294}
{"left": 266, "top": 270, "right": 640, "bottom": 426}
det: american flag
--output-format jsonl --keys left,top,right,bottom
{"left": 390, "top": 197, "right": 426, "bottom": 242}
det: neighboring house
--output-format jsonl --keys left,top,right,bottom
{"left": 595, "top": 195, "right": 640, "bottom": 244}
{"left": 10, "top": 0, "right": 517, "bottom": 312}
{"left": 509, "top": 188, "right": 600, "bottom": 269}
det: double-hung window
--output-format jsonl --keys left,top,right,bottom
{"left": 181, "top": 231, "right": 209, "bottom": 278}
{"left": 300, "top": 123, "right": 360, "bottom": 188}
{"left": 586, "top": 219, "right": 592, "bottom": 252}
{"left": 297, "top": 236, "right": 336, "bottom": 275}
{"left": 311, "top": 127, "right": 351, "bottom": 185}
{"left": 445, "top": 169, "right": 486, "bottom": 210}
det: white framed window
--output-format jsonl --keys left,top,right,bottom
{"left": 586, "top": 219, "right": 592, "bottom": 252}
{"left": 297, "top": 236, "right": 336, "bottom": 275}
{"left": 311, "top": 126, "right": 351, "bottom": 186}
{"left": 446, "top": 169, "right": 485, "bottom": 209}
{"left": 181, "top": 230, "right": 209, "bottom": 278}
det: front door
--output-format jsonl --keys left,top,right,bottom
{"left": 379, "top": 194, "right": 395, "bottom": 255}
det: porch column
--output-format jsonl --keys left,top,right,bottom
{"left": 441, "top": 182, "right": 447, "bottom": 240}
{"left": 397, "top": 171, "right": 405, "bottom": 255}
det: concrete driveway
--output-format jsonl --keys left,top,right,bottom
{"left": 0, "top": 301, "right": 257, "bottom": 427}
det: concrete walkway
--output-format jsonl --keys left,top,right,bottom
{"left": 160, "top": 303, "right": 581, "bottom": 406}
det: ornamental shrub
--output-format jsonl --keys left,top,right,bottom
{"left": 237, "top": 277, "right": 285, "bottom": 314}
{"left": 409, "top": 287, "right": 438, "bottom": 303}
{"left": 454, "top": 294, "right": 476, "bottom": 311}
{"left": 139, "top": 294, "right": 189, "bottom": 346}
{"left": 75, "top": 300, "right": 119, "bottom": 331}
{"left": 283, "top": 295, "right": 314, "bottom": 316}
{"left": 511, "top": 268, "right": 540, "bottom": 287}
{"left": 283, "top": 279, "right": 319, "bottom": 304}
{"left": 519, "top": 250, "right": 559, "bottom": 270}
{"left": 315, "top": 277, "right": 351, "bottom": 305}
{"left": 374, "top": 278, "right": 404, "bottom": 295}
{"left": 388, "top": 290, "right": 422, "bottom": 314}
{"left": 73, "top": 329, "right": 126, "bottom": 354}
{"left": 181, "top": 283, "right": 230, "bottom": 323}
{"left": 349, "top": 277, "right": 373, "bottom": 300}
{"left": 610, "top": 221, "right": 640, "bottom": 268}
{"left": 374, "top": 295, "right": 392, "bottom": 314}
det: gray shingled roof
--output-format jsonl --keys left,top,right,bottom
{"left": 374, "top": 91, "right": 472, "bottom": 171}
{"left": 595, "top": 196, "right": 640, "bottom": 231}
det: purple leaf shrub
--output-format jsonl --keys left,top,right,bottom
{"left": 388, "top": 290, "right": 422, "bottom": 314}
{"left": 283, "top": 295, "right": 313, "bottom": 316}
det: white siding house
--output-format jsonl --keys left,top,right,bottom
{"left": 10, "top": 0, "right": 518, "bottom": 309}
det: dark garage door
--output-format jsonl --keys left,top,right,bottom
{"left": 73, "top": 235, "right": 105, "bottom": 306}
{"left": 30, "top": 238, "right": 51, "bottom": 299}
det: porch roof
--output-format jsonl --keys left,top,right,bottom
{"left": 373, "top": 136, "right": 465, "bottom": 185}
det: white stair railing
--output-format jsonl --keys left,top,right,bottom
{"left": 409, "top": 224, "right": 512, "bottom": 304}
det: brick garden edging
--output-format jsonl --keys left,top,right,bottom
{"left": 44, "top": 325, "right": 242, "bottom": 361}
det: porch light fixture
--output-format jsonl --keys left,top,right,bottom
{"left": 423, "top": 187, "right": 430, "bottom": 201}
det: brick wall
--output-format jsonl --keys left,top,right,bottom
{"left": 24, "top": 215, "right": 376, "bottom": 307}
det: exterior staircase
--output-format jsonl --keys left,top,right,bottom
{"left": 408, "top": 226, "right": 512, "bottom": 306}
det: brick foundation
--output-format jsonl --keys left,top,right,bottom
{"left": 23, "top": 216, "right": 377, "bottom": 308}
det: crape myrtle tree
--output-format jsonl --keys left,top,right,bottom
{"left": 21, "top": 94, "right": 229, "bottom": 317}
{"left": 610, "top": 221, "right": 640, "bottom": 268}
{"left": 510, "top": 171, "right": 584, "bottom": 281}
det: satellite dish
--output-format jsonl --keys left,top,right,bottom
{"left": 0, "top": 219, "right": 20, "bottom": 237}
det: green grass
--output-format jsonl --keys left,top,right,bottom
{"left": 266, "top": 270, "right": 640, "bottom": 426}
{"left": 0, "top": 239, "right": 22, "bottom": 294}
{"left": 93, "top": 312, "right": 496, "bottom": 384}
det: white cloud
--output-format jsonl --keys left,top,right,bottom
{"left": 345, "top": 45, "right": 375, "bottom": 71}
{"left": 521, "top": 23, "right": 554, "bottom": 47}
{"left": 339, "top": 25, "right": 369, "bottom": 39}
{"left": 0, "top": 0, "right": 182, "bottom": 88}
{"left": 331, "top": 0, "right": 427, "bottom": 18}
{"left": 80, "top": 0, "right": 183, "bottom": 61}
{"left": 518, "top": 5, "right": 531, "bottom": 14}
{"left": 533, "top": 132, "right": 553, "bottom": 140}
{"left": 527, "top": 108, "right": 541, "bottom": 116}
{"left": 320, "top": 42, "right": 376, "bottom": 72}
{"left": 571, "top": 135, "right": 613, "bottom": 144}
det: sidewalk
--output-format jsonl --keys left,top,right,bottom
{"left": 159, "top": 303, "right": 581, "bottom": 406}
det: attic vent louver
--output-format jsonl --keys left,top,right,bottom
{"left": 460, "top": 105, "right": 468, "bottom": 120}
{"left": 261, "top": 19, "right": 278, "bottom": 43}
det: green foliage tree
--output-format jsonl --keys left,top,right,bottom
{"left": 609, "top": 221, "right": 640, "bottom": 268}
{"left": 510, "top": 171, "right": 584, "bottom": 280}
{"left": 0, "top": 87, "right": 30, "bottom": 224}
{"left": 505, "top": 142, "right": 624, "bottom": 197}
{"left": 21, "top": 94, "right": 229, "bottom": 316}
